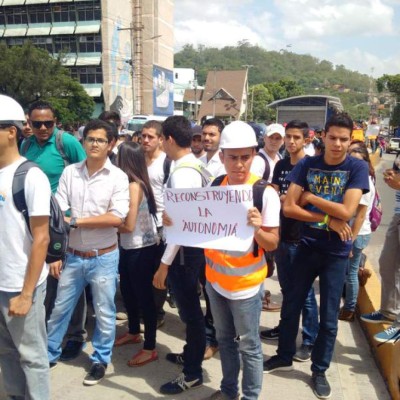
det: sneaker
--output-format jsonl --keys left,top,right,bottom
{"left": 263, "top": 355, "right": 293, "bottom": 374}
{"left": 374, "top": 325, "right": 400, "bottom": 344}
{"left": 338, "top": 307, "right": 355, "bottom": 322}
{"left": 293, "top": 344, "right": 313, "bottom": 362}
{"left": 167, "top": 294, "right": 177, "bottom": 309}
{"left": 311, "top": 372, "right": 331, "bottom": 399}
{"left": 160, "top": 373, "right": 202, "bottom": 395}
{"left": 360, "top": 311, "right": 394, "bottom": 324}
{"left": 49, "top": 362, "right": 58, "bottom": 370}
{"left": 205, "top": 390, "right": 239, "bottom": 399}
{"left": 83, "top": 363, "right": 107, "bottom": 386}
{"left": 60, "top": 340, "right": 86, "bottom": 361}
{"left": 260, "top": 326, "right": 280, "bottom": 340}
{"left": 166, "top": 352, "right": 184, "bottom": 365}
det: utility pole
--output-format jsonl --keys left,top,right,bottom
{"left": 242, "top": 64, "right": 253, "bottom": 121}
{"left": 193, "top": 68, "right": 198, "bottom": 122}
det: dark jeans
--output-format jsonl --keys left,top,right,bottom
{"left": 119, "top": 245, "right": 158, "bottom": 350}
{"left": 277, "top": 243, "right": 347, "bottom": 372}
{"left": 275, "top": 241, "right": 319, "bottom": 346}
{"left": 45, "top": 275, "right": 87, "bottom": 342}
{"left": 199, "top": 260, "right": 218, "bottom": 348}
{"left": 154, "top": 235, "right": 167, "bottom": 319}
{"left": 169, "top": 247, "right": 206, "bottom": 379}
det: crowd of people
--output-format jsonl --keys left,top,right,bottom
{"left": 0, "top": 93, "right": 399, "bottom": 400}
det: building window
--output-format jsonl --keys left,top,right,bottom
{"left": 4, "top": 7, "right": 28, "bottom": 25}
{"left": 7, "top": 37, "right": 26, "bottom": 47}
{"left": 52, "top": 4, "right": 76, "bottom": 23}
{"left": 31, "top": 37, "right": 53, "bottom": 52}
{"left": 70, "top": 66, "right": 103, "bottom": 84}
{"left": 78, "top": 35, "right": 101, "bottom": 52}
{"left": 54, "top": 36, "right": 77, "bottom": 53}
{"left": 76, "top": 4, "right": 101, "bottom": 21}
{"left": 29, "top": 5, "right": 52, "bottom": 24}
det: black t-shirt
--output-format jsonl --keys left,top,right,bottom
{"left": 272, "top": 157, "right": 303, "bottom": 242}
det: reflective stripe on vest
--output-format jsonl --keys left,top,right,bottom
{"left": 205, "top": 173, "right": 267, "bottom": 292}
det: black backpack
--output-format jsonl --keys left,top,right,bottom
{"left": 13, "top": 161, "right": 69, "bottom": 263}
{"left": 211, "top": 175, "right": 275, "bottom": 277}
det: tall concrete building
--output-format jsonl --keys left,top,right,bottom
{"left": 0, "top": 0, "right": 174, "bottom": 122}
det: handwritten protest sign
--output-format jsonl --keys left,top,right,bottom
{"left": 164, "top": 185, "right": 254, "bottom": 251}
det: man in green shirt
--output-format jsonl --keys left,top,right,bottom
{"left": 21, "top": 100, "right": 86, "bottom": 192}
{"left": 20, "top": 100, "right": 88, "bottom": 362}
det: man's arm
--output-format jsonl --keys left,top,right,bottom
{"left": 9, "top": 216, "right": 49, "bottom": 317}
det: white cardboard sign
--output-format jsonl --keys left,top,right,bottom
{"left": 164, "top": 185, "right": 254, "bottom": 251}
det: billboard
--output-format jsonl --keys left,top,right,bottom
{"left": 153, "top": 65, "right": 174, "bottom": 116}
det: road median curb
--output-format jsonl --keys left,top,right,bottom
{"left": 358, "top": 261, "right": 400, "bottom": 400}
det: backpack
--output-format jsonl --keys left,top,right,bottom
{"left": 13, "top": 161, "right": 69, "bottom": 263}
{"left": 211, "top": 175, "right": 275, "bottom": 277}
{"left": 369, "top": 186, "right": 382, "bottom": 232}
{"left": 256, "top": 152, "right": 271, "bottom": 181}
{"left": 21, "top": 130, "right": 69, "bottom": 168}
{"left": 166, "top": 161, "right": 213, "bottom": 188}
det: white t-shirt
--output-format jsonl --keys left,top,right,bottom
{"left": 147, "top": 151, "right": 167, "bottom": 227}
{"left": 250, "top": 149, "right": 281, "bottom": 183}
{"left": 304, "top": 143, "right": 315, "bottom": 156}
{"left": 211, "top": 185, "right": 281, "bottom": 300}
{"left": 358, "top": 175, "right": 376, "bottom": 236}
{"left": 0, "top": 158, "right": 51, "bottom": 292}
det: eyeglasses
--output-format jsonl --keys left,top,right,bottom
{"left": 85, "top": 137, "right": 109, "bottom": 145}
{"left": 31, "top": 120, "right": 55, "bottom": 129}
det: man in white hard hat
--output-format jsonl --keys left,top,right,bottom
{"left": 204, "top": 121, "right": 280, "bottom": 400}
{"left": 0, "top": 95, "right": 51, "bottom": 399}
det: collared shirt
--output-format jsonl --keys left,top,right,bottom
{"left": 56, "top": 159, "right": 129, "bottom": 251}
{"left": 199, "top": 151, "right": 226, "bottom": 178}
{"left": 21, "top": 128, "right": 86, "bottom": 193}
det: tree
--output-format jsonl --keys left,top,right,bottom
{"left": 376, "top": 74, "right": 400, "bottom": 126}
{"left": 0, "top": 42, "right": 94, "bottom": 124}
{"left": 249, "top": 84, "right": 273, "bottom": 121}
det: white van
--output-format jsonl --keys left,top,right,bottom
{"left": 127, "top": 115, "right": 169, "bottom": 132}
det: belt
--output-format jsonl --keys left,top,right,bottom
{"left": 67, "top": 243, "right": 117, "bottom": 259}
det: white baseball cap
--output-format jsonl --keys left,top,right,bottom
{"left": 265, "top": 123, "right": 285, "bottom": 137}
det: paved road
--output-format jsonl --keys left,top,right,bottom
{"left": 0, "top": 276, "right": 390, "bottom": 400}
{"left": 364, "top": 151, "right": 398, "bottom": 272}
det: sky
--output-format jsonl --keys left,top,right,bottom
{"left": 174, "top": 0, "right": 400, "bottom": 78}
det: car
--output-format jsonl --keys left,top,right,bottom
{"left": 386, "top": 137, "right": 400, "bottom": 154}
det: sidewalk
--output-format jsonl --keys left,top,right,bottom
{"left": 0, "top": 274, "right": 388, "bottom": 400}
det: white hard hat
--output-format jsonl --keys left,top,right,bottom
{"left": 0, "top": 95, "right": 25, "bottom": 129}
{"left": 220, "top": 121, "right": 258, "bottom": 149}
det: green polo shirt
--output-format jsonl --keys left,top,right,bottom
{"left": 21, "top": 128, "right": 86, "bottom": 193}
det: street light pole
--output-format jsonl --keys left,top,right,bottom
{"left": 242, "top": 64, "right": 253, "bottom": 121}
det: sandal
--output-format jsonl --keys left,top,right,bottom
{"left": 127, "top": 349, "right": 158, "bottom": 367}
{"left": 114, "top": 332, "right": 142, "bottom": 347}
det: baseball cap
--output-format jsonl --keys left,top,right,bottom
{"left": 191, "top": 125, "right": 202, "bottom": 137}
{"left": 265, "top": 123, "right": 285, "bottom": 137}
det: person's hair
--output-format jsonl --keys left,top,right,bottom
{"left": 202, "top": 118, "right": 224, "bottom": 133}
{"left": 162, "top": 116, "right": 192, "bottom": 148}
{"left": 82, "top": 119, "right": 116, "bottom": 142}
{"left": 285, "top": 119, "right": 309, "bottom": 138}
{"left": 325, "top": 112, "right": 353, "bottom": 136}
{"left": 348, "top": 141, "right": 375, "bottom": 179}
{"left": 142, "top": 120, "right": 163, "bottom": 136}
{"left": 28, "top": 100, "right": 56, "bottom": 117}
{"left": 98, "top": 110, "right": 121, "bottom": 127}
{"left": 117, "top": 142, "right": 157, "bottom": 218}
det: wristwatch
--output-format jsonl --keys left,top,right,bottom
{"left": 69, "top": 217, "right": 78, "bottom": 229}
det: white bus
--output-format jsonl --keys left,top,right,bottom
{"left": 127, "top": 115, "right": 169, "bottom": 132}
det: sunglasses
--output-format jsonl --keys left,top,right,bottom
{"left": 31, "top": 120, "right": 55, "bottom": 129}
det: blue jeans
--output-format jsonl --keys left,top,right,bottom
{"left": 275, "top": 241, "right": 319, "bottom": 346}
{"left": 206, "top": 282, "right": 263, "bottom": 400}
{"left": 168, "top": 247, "right": 206, "bottom": 380}
{"left": 277, "top": 244, "right": 348, "bottom": 373}
{"left": 48, "top": 249, "right": 119, "bottom": 365}
{"left": 344, "top": 234, "right": 371, "bottom": 311}
{"left": 0, "top": 282, "right": 49, "bottom": 400}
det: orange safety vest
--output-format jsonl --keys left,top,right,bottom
{"left": 205, "top": 174, "right": 268, "bottom": 292}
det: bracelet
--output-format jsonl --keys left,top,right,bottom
{"left": 317, "top": 214, "right": 330, "bottom": 230}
